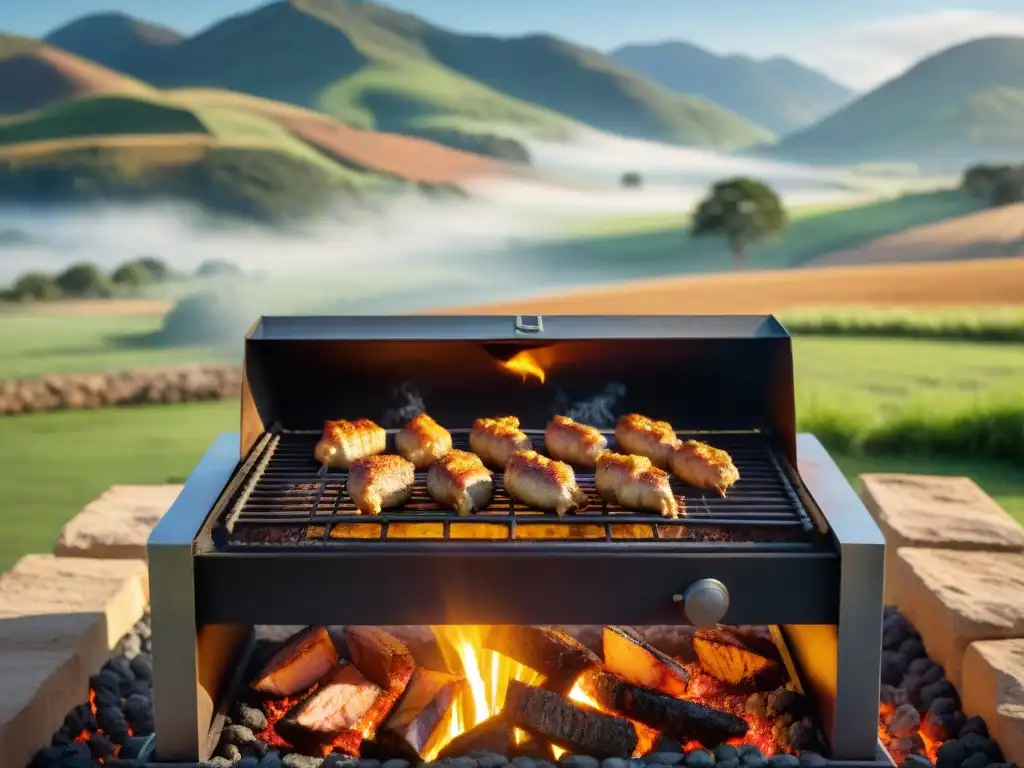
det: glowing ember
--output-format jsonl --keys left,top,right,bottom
{"left": 878, "top": 701, "right": 941, "bottom": 764}
{"left": 500, "top": 350, "right": 547, "bottom": 384}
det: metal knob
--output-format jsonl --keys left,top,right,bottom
{"left": 673, "top": 579, "right": 730, "bottom": 627}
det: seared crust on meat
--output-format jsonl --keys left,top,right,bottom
{"left": 669, "top": 440, "right": 740, "bottom": 496}
{"left": 395, "top": 413, "right": 452, "bottom": 469}
{"left": 596, "top": 451, "right": 680, "bottom": 518}
{"left": 503, "top": 449, "right": 588, "bottom": 517}
{"left": 470, "top": 415, "right": 533, "bottom": 468}
{"left": 545, "top": 415, "right": 608, "bottom": 468}
{"left": 346, "top": 454, "right": 415, "bottom": 515}
{"left": 315, "top": 418, "right": 386, "bottom": 469}
{"left": 426, "top": 449, "right": 494, "bottom": 516}
{"left": 614, "top": 413, "right": 679, "bottom": 468}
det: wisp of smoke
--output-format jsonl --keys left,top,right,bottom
{"left": 382, "top": 382, "right": 427, "bottom": 427}
{"left": 554, "top": 382, "right": 628, "bottom": 429}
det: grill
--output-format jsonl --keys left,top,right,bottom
{"left": 147, "top": 314, "right": 886, "bottom": 766}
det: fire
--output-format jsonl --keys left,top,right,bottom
{"left": 878, "top": 701, "right": 941, "bottom": 764}
{"left": 500, "top": 350, "right": 546, "bottom": 384}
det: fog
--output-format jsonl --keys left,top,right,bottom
{"left": 0, "top": 131, "right": 887, "bottom": 312}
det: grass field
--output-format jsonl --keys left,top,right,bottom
{"left": 0, "top": 397, "right": 1020, "bottom": 572}
{"left": 779, "top": 305, "right": 1024, "bottom": 341}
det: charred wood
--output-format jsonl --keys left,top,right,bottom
{"left": 250, "top": 626, "right": 339, "bottom": 697}
{"left": 503, "top": 679, "right": 639, "bottom": 758}
{"left": 377, "top": 668, "right": 464, "bottom": 760}
{"left": 602, "top": 626, "right": 689, "bottom": 697}
{"left": 578, "top": 669, "right": 749, "bottom": 748}
{"left": 692, "top": 628, "right": 783, "bottom": 690}
{"left": 483, "top": 626, "right": 601, "bottom": 695}
{"left": 346, "top": 627, "right": 416, "bottom": 690}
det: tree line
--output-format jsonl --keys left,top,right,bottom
{"left": 2, "top": 257, "right": 242, "bottom": 302}
{"left": 960, "top": 163, "right": 1024, "bottom": 206}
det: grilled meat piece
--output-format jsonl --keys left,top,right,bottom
{"left": 470, "top": 415, "right": 533, "bottom": 468}
{"left": 504, "top": 450, "right": 588, "bottom": 517}
{"left": 545, "top": 415, "right": 609, "bottom": 468}
{"left": 669, "top": 440, "right": 740, "bottom": 496}
{"left": 395, "top": 413, "right": 453, "bottom": 469}
{"left": 347, "top": 454, "right": 416, "bottom": 515}
{"left": 614, "top": 413, "right": 679, "bottom": 469}
{"left": 426, "top": 449, "right": 494, "bottom": 516}
{"left": 596, "top": 451, "right": 680, "bottom": 518}
{"left": 314, "top": 418, "right": 386, "bottom": 469}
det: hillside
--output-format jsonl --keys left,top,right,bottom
{"left": 0, "top": 34, "right": 155, "bottom": 115}
{"left": 610, "top": 42, "right": 854, "bottom": 134}
{"left": 44, "top": 12, "right": 183, "bottom": 69}
{"left": 772, "top": 36, "right": 1024, "bottom": 168}
{"left": 63, "top": 0, "right": 769, "bottom": 150}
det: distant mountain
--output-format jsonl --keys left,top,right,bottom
{"left": 609, "top": 41, "right": 854, "bottom": 134}
{"left": 45, "top": 12, "right": 183, "bottom": 69}
{"left": 772, "top": 36, "right": 1024, "bottom": 169}
{"left": 57, "top": 0, "right": 769, "bottom": 150}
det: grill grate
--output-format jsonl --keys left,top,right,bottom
{"left": 217, "top": 429, "right": 819, "bottom": 547}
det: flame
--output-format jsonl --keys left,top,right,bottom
{"left": 500, "top": 350, "right": 547, "bottom": 384}
{"left": 878, "top": 700, "right": 942, "bottom": 764}
{"left": 427, "top": 626, "right": 544, "bottom": 760}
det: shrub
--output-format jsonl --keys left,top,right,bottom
{"left": 961, "top": 163, "right": 1024, "bottom": 205}
{"left": 9, "top": 270, "right": 62, "bottom": 301}
{"left": 621, "top": 171, "right": 643, "bottom": 189}
{"left": 134, "top": 256, "right": 173, "bottom": 282}
{"left": 779, "top": 306, "right": 1024, "bottom": 342}
{"left": 195, "top": 259, "right": 242, "bottom": 278}
{"left": 157, "top": 292, "right": 247, "bottom": 346}
{"left": 111, "top": 261, "right": 152, "bottom": 286}
{"left": 55, "top": 262, "right": 113, "bottom": 298}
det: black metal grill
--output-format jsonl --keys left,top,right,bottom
{"left": 216, "top": 428, "right": 818, "bottom": 547}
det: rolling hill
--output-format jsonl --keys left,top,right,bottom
{"left": 609, "top": 41, "right": 855, "bottom": 134}
{"left": 44, "top": 12, "right": 183, "bottom": 69}
{"left": 49, "top": 0, "right": 770, "bottom": 150}
{"left": 771, "top": 36, "right": 1024, "bottom": 168}
{"left": 0, "top": 34, "right": 155, "bottom": 115}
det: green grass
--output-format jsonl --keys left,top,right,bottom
{"left": 0, "top": 397, "right": 1020, "bottom": 572}
{"left": 780, "top": 306, "right": 1024, "bottom": 342}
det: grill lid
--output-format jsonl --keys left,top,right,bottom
{"left": 240, "top": 314, "right": 796, "bottom": 463}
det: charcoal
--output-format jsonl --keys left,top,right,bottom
{"left": 96, "top": 705, "right": 130, "bottom": 742}
{"left": 30, "top": 746, "right": 66, "bottom": 768}
{"left": 234, "top": 702, "right": 269, "bottom": 731}
{"left": 899, "top": 638, "right": 927, "bottom": 661}
{"left": 959, "top": 733, "right": 1004, "bottom": 763}
{"left": 715, "top": 745, "right": 740, "bottom": 762}
{"left": 119, "top": 735, "right": 150, "bottom": 759}
{"left": 130, "top": 655, "right": 153, "bottom": 680}
{"left": 50, "top": 728, "right": 72, "bottom": 747}
{"left": 63, "top": 743, "right": 92, "bottom": 760}
{"left": 769, "top": 757, "right": 800, "bottom": 768}
{"left": 919, "top": 665, "right": 945, "bottom": 686}
{"left": 104, "top": 656, "right": 135, "bottom": 683}
{"left": 879, "top": 684, "right": 899, "bottom": 707}
{"left": 645, "top": 754, "right": 684, "bottom": 765}
{"left": 518, "top": 760, "right": 543, "bottom": 768}
{"left": 789, "top": 717, "right": 828, "bottom": 754}
{"left": 87, "top": 732, "right": 117, "bottom": 760}
{"left": 239, "top": 759, "right": 262, "bottom": 768}
{"left": 903, "top": 757, "right": 933, "bottom": 768}
{"left": 908, "top": 658, "right": 939, "bottom": 677}
{"left": 959, "top": 715, "right": 989, "bottom": 739}
{"left": 901, "top": 676, "right": 926, "bottom": 708}
{"left": 936, "top": 740, "right": 973, "bottom": 768}
{"left": 890, "top": 703, "right": 922, "bottom": 738}
{"left": 560, "top": 757, "right": 601, "bottom": 768}
{"left": 923, "top": 709, "right": 967, "bottom": 743}
{"left": 883, "top": 614, "right": 916, "bottom": 650}
{"left": 684, "top": 750, "right": 715, "bottom": 768}
{"left": 772, "top": 718, "right": 792, "bottom": 751}
{"left": 90, "top": 670, "right": 121, "bottom": 693}
{"left": 127, "top": 679, "right": 152, "bottom": 697}
{"left": 881, "top": 651, "right": 910, "bottom": 687}
{"left": 717, "top": 761, "right": 740, "bottom": 768}
{"left": 889, "top": 734, "right": 925, "bottom": 765}
{"left": 766, "top": 688, "right": 800, "bottom": 717}
{"left": 95, "top": 687, "right": 122, "bottom": 709}
{"left": 921, "top": 680, "right": 960, "bottom": 711}
{"left": 960, "top": 754, "right": 990, "bottom": 768}
{"left": 746, "top": 692, "right": 768, "bottom": 718}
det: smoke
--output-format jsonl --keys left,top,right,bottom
{"left": 554, "top": 382, "right": 628, "bottom": 429}
{"left": 382, "top": 382, "right": 427, "bottom": 427}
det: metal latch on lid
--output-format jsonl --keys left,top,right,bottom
{"left": 515, "top": 315, "right": 544, "bottom": 334}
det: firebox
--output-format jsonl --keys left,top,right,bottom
{"left": 147, "top": 314, "right": 887, "bottom": 765}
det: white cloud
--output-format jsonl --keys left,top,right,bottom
{"left": 804, "top": 10, "right": 1024, "bottom": 90}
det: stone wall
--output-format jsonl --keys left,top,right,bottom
{"left": 0, "top": 365, "right": 241, "bottom": 415}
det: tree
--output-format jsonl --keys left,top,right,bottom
{"left": 134, "top": 256, "right": 173, "bottom": 282}
{"left": 111, "top": 261, "right": 153, "bottom": 286}
{"left": 10, "top": 271, "right": 61, "bottom": 301}
{"left": 691, "top": 177, "right": 787, "bottom": 269}
{"left": 195, "top": 259, "right": 242, "bottom": 278}
{"left": 621, "top": 171, "right": 643, "bottom": 189}
{"left": 961, "top": 163, "right": 1024, "bottom": 206}
{"left": 55, "top": 262, "right": 113, "bottom": 298}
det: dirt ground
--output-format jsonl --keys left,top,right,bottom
{"left": 444, "top": 256, "right": 1024, "bottom": 315}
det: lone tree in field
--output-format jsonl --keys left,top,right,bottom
{"left": 691, "top": 177, "right": 787, "bottom": 268}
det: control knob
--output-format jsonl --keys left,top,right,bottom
{"left": 673, "top": 579, "right": 730, "bottom": 627}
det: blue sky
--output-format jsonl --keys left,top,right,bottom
{"left": 4, "top": 0, "right": 1024, "bottom": 89}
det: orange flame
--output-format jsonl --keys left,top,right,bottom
{"left": 500, "top": 350, "right": 547, "bottom": 384}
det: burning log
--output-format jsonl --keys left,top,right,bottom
{"left": 603, "top": 626, "right": 690, "bottom": 697}
{"left": 692, "top": 628, "right": 783, "bottom": 689}
{"left": 436, "top": 716, "right": 515, "bottom": 760}
{"left": 578, "top": 668, "right": 749, "bottom": 748}
{"left": 251, "top": 626, "right": 339, "bottom": 696}
{"left": 347, "top": 626, "right": 416, "bottom": 690}
{"left": 483, "top": 625, "right": 601, "bottom": 694}
{"left": 503, "top": 679, "right": 639, "bottom": 758}
{"left": 377, "top": 668, "right": 464, "bottom": 760}
{"left": 276, "top": 661, "right": 384, "bottom": 755}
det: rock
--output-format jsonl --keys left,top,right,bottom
{"left": 646, "top": 755, "right": 684, "bottom": 766}
{"left": 714, "top": 746, "right": 739, "bottom": 763}
{"left": 234, "top": 703, "right": 268, "bottom": 732}
{"left": 259, "top": 753, "right": 284, "bottom": 768}
{"left": 962, "top": 639, "right": 1024, "bottom": 767}
{"left": 324, "top": 757, "right": 358, "bottom": 768}
{"left": 383, "top": 760, "right": 412, "bottom": 768}
{"left": 223, "top": 724, "right": 258, "bottom": 745}
{"left": 283, "top": 755, "right": 324, "bottom": 768}
{"left": 684, "top": 750, "right": 715, "bottom": 768}
{"left": 217, "top": 742, "right": 243, "bottom": 761}
{"left": 888, "top": 548, "right": 1024, "bottom": 688}
{"left": 559, "top": 757, "right": 599, "bottom": 768}
{"left": 601, "top": 760, "right": 628, "bottom": 768}
{"left": 767, "top": 757, "right": 799, "bottom": 768}
{"left": 54, "top": 485, "right": 183, "bottom": 560}
{"left": 239, "top": 759, "right": 262, "bottom": 768}
{"left": 902, "top": 756, "right": 933, "bottom": 768}
{"left": 797, "top": 754, "right": 827, "bottom": 768}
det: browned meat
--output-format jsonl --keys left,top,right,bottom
{"left": 426, "top": 449, "right": 494, "bottom": 516}
{"left": 503, "top": 450, "right": 588, "bottom": 517}
{"left": 669, "top": 440, "right": 740, "bottom": 496}
{"left": 595, "top": 451, "right": 680, "bottom": 518}
{"left": 314, "top": 418, "right": 386, "bottom": 469}
{"left": 470, "top": 415, "right": 533, "bottom": 468}
{"left": 346, "top": 455, "right": 416, "bottom": 515}
{"left": 395, "top": 413, "right": 453, "bottom": 469}
{"left": 545, "top": 415, "right": 608, "bottom": 468}
{"left": 614, "top": 414, "right": 679, "bottom": 469}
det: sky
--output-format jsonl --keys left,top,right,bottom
{"left": 4, "top": 0, "right": 1024, "bottom": 89}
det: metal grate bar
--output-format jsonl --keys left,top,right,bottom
{"left": 218, "top": 428, "right": 818, "bottom": 547}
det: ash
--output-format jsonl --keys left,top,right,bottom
{"left": 554, "top": 383, "right": 627, "bottom": 429}
{"left": 382, "top": 382, "right": 426, "bottom": 427}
